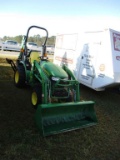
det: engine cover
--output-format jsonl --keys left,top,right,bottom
{"left": 41, "top": 61, "right": 68, "bottom": 78}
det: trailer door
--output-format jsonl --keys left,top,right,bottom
{"left": 78, "top": 43, "right": 99, "bottom": 85}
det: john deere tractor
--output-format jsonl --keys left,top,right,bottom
{"left": 6, "top": 25, "right": 97, "bottom": 136}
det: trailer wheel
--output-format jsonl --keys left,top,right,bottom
{"left": 31, "top": 84, "right": 42, "bottom": 109}
{"left": 14, "top": 65, "right": 25, "bottom": 88}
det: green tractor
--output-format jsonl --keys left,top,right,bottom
{"left": 6, "top": 25, "right": 97, "bottom": 136}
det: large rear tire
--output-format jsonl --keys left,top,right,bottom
{"left": 31, "top": 84, "right": 42, "bottom": 109}
{"left": 14, "top": 65, "right": 26, "bottom": 88}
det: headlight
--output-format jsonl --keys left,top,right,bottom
{"left": 51, "top": 77, "right": 59, "bottom": 81}
{"left": 51, "top": 77, "right": 68, "bottom": 81}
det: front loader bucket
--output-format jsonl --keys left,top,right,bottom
{"left": 35, "top": 101, "right": 97, "bottom": 136}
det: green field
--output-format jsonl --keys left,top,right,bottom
{"left": 0, "top": 58, "right": 120, "bottom": 160}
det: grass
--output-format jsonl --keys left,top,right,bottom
{"left": 0, "top": 57, "right": 120, "bottom": 160}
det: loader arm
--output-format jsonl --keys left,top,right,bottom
{"left": 62, "top": 64, "right": 80, "bottom": 101}
{"left": 33, "top": 60, "right": 50, "bottom": 104}
{"left": 62, "top": 64, "right": 76, "bottom": 80}
{"left": 33, "top": 61, "right": 49, "bottom": 83}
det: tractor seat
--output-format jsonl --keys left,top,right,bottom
{"left": 29, "top": 51, "right": 40, "bottom": 64}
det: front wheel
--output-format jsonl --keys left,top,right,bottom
{"left": 31, "top": 84, "right": 42, "bottom": 109}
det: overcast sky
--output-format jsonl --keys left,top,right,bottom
{"left": 0, "top": 0, "right": 120, "bottom": 37}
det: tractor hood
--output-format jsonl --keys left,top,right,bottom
{"left": 41, "top": 61, "right": 68, "bottom": 79}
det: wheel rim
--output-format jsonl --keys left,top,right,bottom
{"left": 15, "top": 71, "right": 19, "bottom": 83}
{"left": 32, "top": 92, "right": 38, "bottom": 105}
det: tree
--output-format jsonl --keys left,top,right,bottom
{"left": 2, "top": 35, "right": 56, "bottom": 46}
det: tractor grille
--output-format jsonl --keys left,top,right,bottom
{"left": 52, "top": 88, "right": 68, "bottom": 97}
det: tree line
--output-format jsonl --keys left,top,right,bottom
{"left": 2, "top": 35, "right": 56, "bottom": 46}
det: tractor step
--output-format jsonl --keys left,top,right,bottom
{"left": 35, "top": 101, "right": 97, "bottom": 136}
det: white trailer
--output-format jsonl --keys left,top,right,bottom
{"left": 53, "top": 28, "right": 120, "bottom": 91}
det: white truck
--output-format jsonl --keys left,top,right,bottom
{"left": 54, "top": 28, "right": 120, "bottom": 91}
{"left": 27, "top": 42, "right": 42, "bottom": 52}
{"left": 46, "top": 45, "right": 55, "bottom": 54}
{"left": 0, "top": 38, "right": 3, "bottom": 50}
{"left": 2, "top": 40, "right": 21, "bottom": 51}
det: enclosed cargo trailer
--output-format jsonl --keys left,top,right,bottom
{"left": 54, "top": 28, "right": 120, "bottom": 91}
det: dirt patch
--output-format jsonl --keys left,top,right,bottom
{"left": 0, "top": 57, "right": 120, "bottom": 160}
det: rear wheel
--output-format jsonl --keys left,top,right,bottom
{"left": 31, "top": 84, "right": 42, "bottom": 109}
{"left": 14, "top": 65, "right": 26, "bottom": 87}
